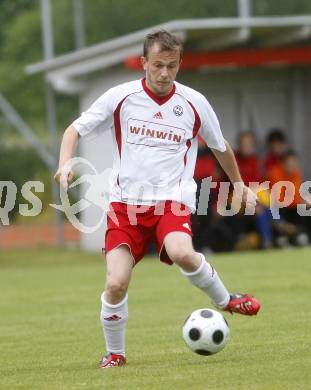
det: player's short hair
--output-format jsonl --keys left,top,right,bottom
{"left": 143, "top": 30, "right": 183, "bottom": 60}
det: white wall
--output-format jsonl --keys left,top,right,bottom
{"left": 180, "top": 68, "right": 290, "bottom": 145}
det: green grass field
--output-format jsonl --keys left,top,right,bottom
{"left": 1, "top": 248, "right": 311, "bottom": 390}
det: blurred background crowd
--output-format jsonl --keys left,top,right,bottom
{"left": 193, "top": 128, "right": 311, "bottom": 252}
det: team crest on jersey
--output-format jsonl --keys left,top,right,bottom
{"left": 173, "top": 105, "right": 183, "bottom": 116}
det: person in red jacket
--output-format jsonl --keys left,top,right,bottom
{"left": 235, "top": 131, "right": 273, "bottom": 248}
{"left": 235, "top": 131, "right": 261, "bottom": 185}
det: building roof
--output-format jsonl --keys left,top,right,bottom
{"left": 26, "top": 15, "right": 311, "bottom": 93}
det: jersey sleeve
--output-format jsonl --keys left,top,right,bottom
{"left": 197, "top": 96, "right": 226, "bottom": 152}
{"left": 72, "top": 87, "right": 117, "bottom": 138}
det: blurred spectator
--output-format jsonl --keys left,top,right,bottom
{"left": 269, "top": 150, "right": 302, "bottom": 209}
{"left": 235, "top": 131, "right": 261, "bottom": 184}
{"left": 268, "top": 150, "right": 309, "bottom": 246}
{"left": 192, "top": 136, "right": 217, "bottom": 252}
{"left": 194, "top": 136, "right": 216, "bottom": 182}
{"left": 263, "top": 128, "right": 287, "bottom": 174}
{"left": 235, "top": 131, "right": 273, "bottom": 248}
{"left": 192, "top": 136, "right": 243, "bottom": 252}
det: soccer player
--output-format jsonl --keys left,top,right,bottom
{"left": 54, "top": 30, "right": 260, "bottom": 369}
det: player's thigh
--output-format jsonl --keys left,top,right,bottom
{"left": 105, "top": 244, "right": 134, "bottom": 288}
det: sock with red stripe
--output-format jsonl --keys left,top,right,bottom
{"left": 100, "top": 292, "right": 128, "bottom": 356}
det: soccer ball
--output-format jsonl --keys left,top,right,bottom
{"left": 182, "top": 308, "right": 230, "bottom": 355}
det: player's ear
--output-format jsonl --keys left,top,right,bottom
{"left": 140, "top": 56, "right": 147, "bottom": 70}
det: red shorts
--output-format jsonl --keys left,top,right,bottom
{"left": 105, "top": 201, "right": 192, "bottom": 265}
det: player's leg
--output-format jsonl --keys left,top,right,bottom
{"left": 164, "top": 231, "right": 260, "bottom": 315}
{"left": 104, "top": 245, "right": 133, "bottom": 304}
{"left": 100, "top": 245, "right": 133, "bottom": 368}
{"left": 164, "top": 231, "right": 230, "bottom": 309}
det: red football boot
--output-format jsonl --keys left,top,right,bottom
{"left": 99, "top": 353, "right": 127, "bottom": 369}
{"left": 224, "top": 293, "right": 260, "bottom": 315}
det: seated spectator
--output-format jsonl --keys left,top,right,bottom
{"left": 192, "top": 136, "right": 218, "bottom": 252}
{"left": 194, "top": 136, "right": 216, "bottom": 182}
{"left": 235, "top": 131, "right": 273, "bottom": 248}
{"left": 193, "top": 136, "right": 244, "bottom": 252}
{"left": 268, "top": 150, "right": 309, "bottom": 246}
{"left": 235, "top": 131, "right": 261, "bottom": 184}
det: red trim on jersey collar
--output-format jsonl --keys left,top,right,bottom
{"left": 141, "top": 78, "right": 176, "bottom": 106}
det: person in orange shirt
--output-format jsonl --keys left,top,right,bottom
{"left": 269, "top": 150, "right": 309, "bottom": 245}
{"left": 269, "top": 150, "right": 302, "bottom": 210}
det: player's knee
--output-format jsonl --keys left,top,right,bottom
{"left": 105, "top": 279, "right": 128, "bottom": 301}
{"left": 169, "top": 248, "right": 196, "bottom": 268}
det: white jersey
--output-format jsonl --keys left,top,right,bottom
{"left": 73, "top": 78, "right": 226, "bottom": 211}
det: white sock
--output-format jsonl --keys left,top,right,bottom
{"left": 180, "top": 253, "right": 230, "bottom": 308}
{"left": 100, "top": 292, "right": 128, "bottom": 356}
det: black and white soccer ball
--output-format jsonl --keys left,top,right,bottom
{"left": 182, "top": 308, "right": 230, "bottom": 355}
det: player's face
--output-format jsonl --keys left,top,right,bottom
{"left": 141, "top": 44, "right": 181, "bottom": 96}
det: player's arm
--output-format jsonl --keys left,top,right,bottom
{"left": 54, "top": 125, "right": 80, "bottom": 190}
{"left": 211, "top": 139, "right": 257, "bottom": 206}
{"left": 53, "top": 85, "right": 118, "bottom": 189}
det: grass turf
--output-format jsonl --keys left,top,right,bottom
{"left": 1, "top": 248, "right": 311, "bottom": 390}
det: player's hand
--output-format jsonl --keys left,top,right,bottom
{"left": 54, "top": 168, "right": 74, "bottom": 191}
{"left": 242, "top": 184, "right": 258, "bottom": 208}
{"left": 234, "top": 183, "right": 258, "bottom": 209}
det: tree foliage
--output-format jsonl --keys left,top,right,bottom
{"left": 83, "top": 0, "right": 236, "bottom": 46}
{"left": 253, "top": 0, "right": 311, "bottom": 16}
